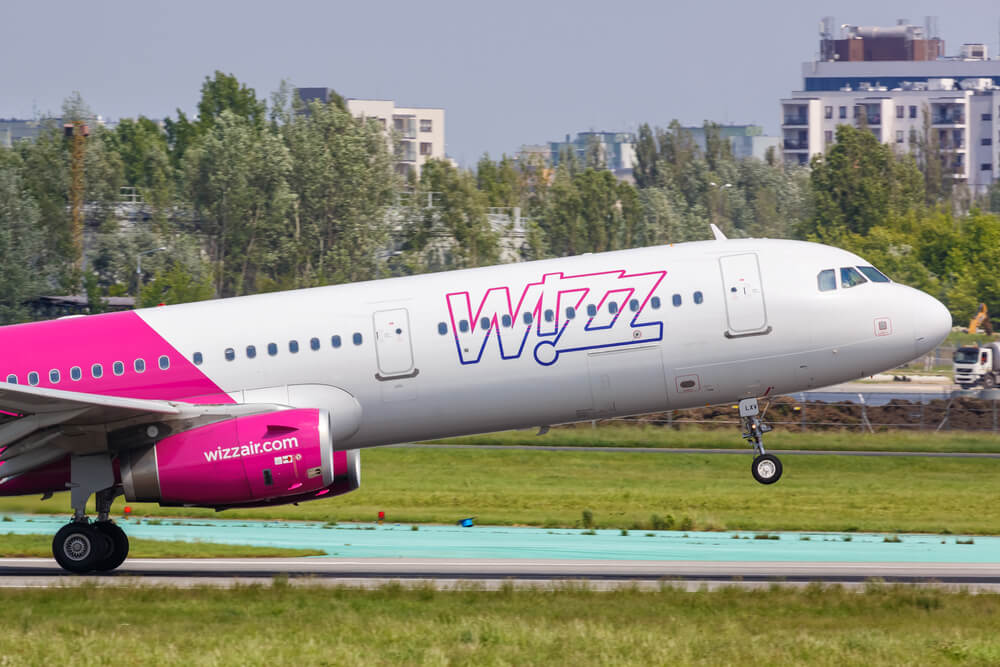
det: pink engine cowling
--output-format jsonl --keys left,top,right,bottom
{"left": 119, "top": 409, "right": 360, "bottom": 507}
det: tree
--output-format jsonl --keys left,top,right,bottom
{"left": 400, "top": 159, "right": 499, "bottom": 271}
{"left": 281, "top": 98, "right": 396, "bottom": 285}
{"left": 806, "top": 124, "right": 924, "bottom": 242}
{"left": 184, "top": 111, "right": 293, "bottom": 296}
{"left": 632, "top": 123, "right": 658, "bottom": 189}
{"left": 0, "top": 160, "right": 47, "bottom": 323}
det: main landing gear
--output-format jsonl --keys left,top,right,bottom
{"left": 52, "top": 455, "right": 130, "bottom": 574}
{"left": 739, "top": 397, "right": 782, "bottom": 485}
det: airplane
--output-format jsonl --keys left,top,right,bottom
{"left": 0, "top": 229, "right": 951, "bottom": 573}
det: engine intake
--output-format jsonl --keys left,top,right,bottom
{"left": 120, "top": 408, "right": 359, "bottom": 507}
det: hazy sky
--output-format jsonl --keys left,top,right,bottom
{"left": 3, "top": 1, "right": 1000, "bottom": 165}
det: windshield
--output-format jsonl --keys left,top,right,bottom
{"left": 857, "top": 266, "right": 891, "bottom": 283}
{"left": 840, "top": 266, "right": 867, "bottom": 288}
{"left": 954, "top": 348, "right": 981, "bottom": 364}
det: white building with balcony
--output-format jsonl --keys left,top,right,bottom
{"left": 345, "top": 99, "right": 445, "bottom": 178}
{"left": 781, "top": 82, "right": 999, "bottom": 193}
{"left": 295, "top": 89, "right": 446, "bottom": 178}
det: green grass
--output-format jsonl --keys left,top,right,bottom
{"left": 4, "top": 444, "right": 1000, "bottom": 534}
{"left": 0, "top": 532, "right": 323, "bottom": 558}
{"left": 427, "top": 424, "right": 1000, "bottom": 453}
{"left": 1, "top": 583, "right": 999, "bottom": 665}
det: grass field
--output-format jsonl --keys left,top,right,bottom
{"left": 0, "top": 532, "right": 323, "bottom": 558}
{"left": 427, "top": 424, "right": 1000, "bottom": 452}
{"left": 0, "top": 583, "right": 998, "bottom": 665}
{"left": 3, "top": 439, "right": 1000, "bottom": 534}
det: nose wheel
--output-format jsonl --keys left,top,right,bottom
{"left": 740, "top": 398, "right": 782, "bottom": 485}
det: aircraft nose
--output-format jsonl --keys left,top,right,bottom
{"left": 913, "top": 291, "right": 952, "bottom": 356}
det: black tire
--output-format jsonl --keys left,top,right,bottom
{"left": 52, "top": 523, "right": 107, "bottom": 574}
{"left": 751, "top": 454, "right": 783, "bottom": 485}
{"left": 92, "top": 522, "right": 129, "bottom": 572}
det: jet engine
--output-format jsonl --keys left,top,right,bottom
{"left": 119, "top": 409, "right": 360, "bottom": 507}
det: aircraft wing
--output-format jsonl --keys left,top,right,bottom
{"left": 0, "top": 383, "right": 279, "bottom": 481}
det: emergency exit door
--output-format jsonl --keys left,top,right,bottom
{"left": 373, "top": 308, "right": 416, "bottom": 378}
{"left": 719, "top": 253, "right": 770, "bottom": 337}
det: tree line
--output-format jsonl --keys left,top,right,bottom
{"left": 1, "top": 72, "right": 999, "bottom": 325}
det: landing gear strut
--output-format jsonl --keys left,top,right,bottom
{"left": 740, "top": 398, "right": 782, "bottom": 485}
{"left": 52, "top": 454, "right": 130, "bottom": 574}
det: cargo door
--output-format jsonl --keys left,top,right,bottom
{"left": 719, "top": 253, "right": 770, "bottom": 337}
{"left": 373, "top": 309, "right": 416, "bottom": 379}
{"left": 587, "top": 346, "right": 668, "bottom": 417}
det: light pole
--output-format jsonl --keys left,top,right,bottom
{"left": 136, "top": 247, "right": 167, "bottom": 302}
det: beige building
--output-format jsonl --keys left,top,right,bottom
{"left": 346, "top": 99, "right": 445, "bottom": 177}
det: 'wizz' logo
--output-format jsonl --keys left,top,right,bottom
{"left": 446, "top": 269, "right": 666, "bottom": 366}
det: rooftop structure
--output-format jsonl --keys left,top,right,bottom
{"left": 782, "top": 18, "right": 1000, "bottom": 194}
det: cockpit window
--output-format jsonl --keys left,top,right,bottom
{"left": 817, "top": 269, "right": 836, "bottom": 292}
{"left": 857, "top": 266, "right": 890, "bottom": 283}
{"left": 840, "top": 267, "right": 867, "bottom": 288}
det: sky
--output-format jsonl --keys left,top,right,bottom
{"left": 3, "top": 0, "right": 1000, "bottom": 166}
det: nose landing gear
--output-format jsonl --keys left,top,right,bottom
{"left": 740, "top": 398, "right": 782, "bottom": 485}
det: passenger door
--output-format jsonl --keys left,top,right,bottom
{"left": 719, "top": 253, "right": 770, "bottom": 338}
{"left": 372, "top": 309, "right": 417, "bottom": 379}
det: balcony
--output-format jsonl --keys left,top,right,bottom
{"left": 783, "top": 139, "right": 809, "bottom": 150}
{"left": 783, "top": 115, "right": 808, "bottom": 126}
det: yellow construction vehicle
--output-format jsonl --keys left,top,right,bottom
{"left": 967, "top": 303, "right": 993, "bottom": 335}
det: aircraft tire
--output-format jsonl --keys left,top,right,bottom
{"left": 751, "top": 454, "right": 782, "bottom": 485}
{"left": 92, "top": 521, "right": 130, "bottom": 572}
{"left": 53, "top": 523, "right": 106, "bottom": 574}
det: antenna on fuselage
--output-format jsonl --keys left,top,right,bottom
{"left": 710, "top": 223, "right": 727, "bottom": 241}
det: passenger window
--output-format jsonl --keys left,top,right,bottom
{"left": 134, "top": 359, "right": 146, "bottom": 373}
{"left": 629, "top": 299, "right": 639, "bottom": 312}
{"left": 587, "top": 304, "right": 597, "bottom": 317}
{"left": 310, "top": 338, "right": 320, "bottom": 351}
{"left": 672, "top": 294, "right": 682, "bottom": 307}
{"left": 544, "top": 309, "right": 554, "bottom": 322}
{"left": 459, "top": 320, "right": 470, "bottom": 332}
{"left": 501, "top": 314, "right": 512, "bottom": 328}
{"left": 566, "top": 307, "right": 576, "bottom": 319}
{"left": 694, "top": 291, "right": 703, "bottom": 305}
{"left": 49, "top": 369, "right": 60, "bottom": 384}
{"left": 113, "top": 361, "right": 124, "bottom": 376}
{"left": 224, "top": 348, "right": 235, "bottom": 361}
{"left": 158, "top": 356, "right": 170, "bottom": 370}
{"left": 857, "top": 266, "right": 890, "bottom": 283}
{"left": 651, "top": 296, "right": 661, "bottom": 309}
{"left": 352, "top": 332, "right": 363, "bottom": 345}
{"left": 28, "top": 371, "right": 39, "bottom": 386}
{"left": 437, "top": 322, "right": 448, "bottom": 335}
{"left": 288, "top": 341, "right": 299, "bottom": 353}
{"left": 193, "top": 352, "right": 203, "bottom": 365}
{"left": 481, "top": 317, "right": 491, "bottom": 330}
{"left": 5, "top": 374, "right": 16, "bottom": 384}
{"left": 331, "top": 335, "right": 342, "bottom": 348}
{"left": 92, "top": 364, "right": 103, "bottom": 378}
{"left": 817, "top": 269, "right": 836, "bottom": 292}
{"left": 609, "top": 302, "right": 618, "bottom": 314}
{"left": 267, "top": 343, "right": 278, "bottom": 356}
{"left": 246, "top": 345, "right": 257, "bottom": 359}
{"left": 523, "top": 312, "right": 533, "bottom": 325}
{"left": 840, "top": 266, "right": 867, "bottom": 288}
{"left": 70, "top": 367, "right": 81, "bottom": 381}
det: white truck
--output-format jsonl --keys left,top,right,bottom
{"left": 953, "top": 342, "right": 1000, "bottom": 389}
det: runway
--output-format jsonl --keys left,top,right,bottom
{"left": 3, "top": 557, "right": 1000, "bottom": 591}
{"left": 395, "top": 443, "right": 1000, "bottom": 458}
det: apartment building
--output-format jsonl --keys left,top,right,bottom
{"left": 549, "top": 131, "right": 636, "bottom": 178}
{"left": 782, "top": 19, "right": 1000, "bottom": 193}
{"left": 295, "top": 89, "right": 445, "bottom": 177}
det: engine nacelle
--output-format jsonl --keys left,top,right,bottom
{"left": 120, "top": 409, "right": 360, "bottom": 507}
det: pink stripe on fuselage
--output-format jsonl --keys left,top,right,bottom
{"left": 0, "top": 311, "right": 232, "bottom": 403}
